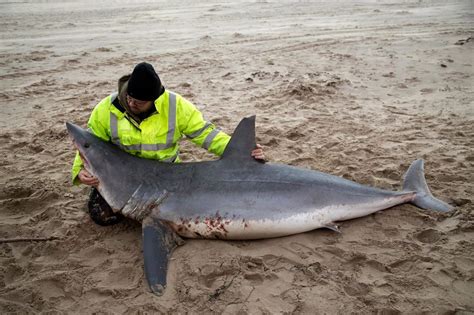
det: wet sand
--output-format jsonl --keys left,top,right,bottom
{"left": 0, "top": 0, "right": 473, "bottom": 313}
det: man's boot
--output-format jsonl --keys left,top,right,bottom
{"left": 88, "top": 188, "right": 124, "bottom": 226}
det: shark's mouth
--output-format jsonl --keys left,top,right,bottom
{"left": 72, "top": 140, "right": 93, "bottom": 174}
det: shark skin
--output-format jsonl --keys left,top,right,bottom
{"left": 66, "top": 116, "right": 453, "bottom": 295}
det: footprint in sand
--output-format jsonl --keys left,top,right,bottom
{"left": 414, "top": 229, "right": 443, "bottom": 244}
{"left": 343, "top": 281, "right": 371, "bottom": 297}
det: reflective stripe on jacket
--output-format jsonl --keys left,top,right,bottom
{"left": 71, "top": 90, "right": 230, "bottom": 185}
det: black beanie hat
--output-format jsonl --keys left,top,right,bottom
{"left": 127, "top": 62, "right": 163, "bottom": 101}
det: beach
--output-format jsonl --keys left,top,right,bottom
{"left": 0, "top": 0, "right": 473, "bottom": 313}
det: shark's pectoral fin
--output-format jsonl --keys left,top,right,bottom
{"left": 122, "top": 185, "right": 169, "bottom": 221}
{"left": 324, "top": 222, "right": 341, "bottom": 233}
{"left": 142, "top": 216, "right": 183, "bottom": 296}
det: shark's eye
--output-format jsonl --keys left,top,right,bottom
{"left": 84, "top": 143, "right": 90, "bottom": 148}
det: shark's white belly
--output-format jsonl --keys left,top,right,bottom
{"left": 165, "top": 194, "right": 415, "bottom": 240}
{"left": 167, "top": 207, "right": 332, "bottom": 240}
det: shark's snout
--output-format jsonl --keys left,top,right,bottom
{"left": 66, "top": 122, "right": 83, "bottom": 141}
{"left": 66, "top": 122, "right": 93, "bottom": 170}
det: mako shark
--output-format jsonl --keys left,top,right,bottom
{"left": 66, "top": 116, "right": 452, "bottom": 295}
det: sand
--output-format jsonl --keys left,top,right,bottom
{"left": 0, "top": 0, "right": 473, "bottom": 313}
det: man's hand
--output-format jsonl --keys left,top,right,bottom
{"left": 251, "top": 144, "right": 265, "bottom": 161}
{"left": 78, "top": 169, "right": 99, "bottom": 186}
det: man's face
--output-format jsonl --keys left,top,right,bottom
{"left": 126, "top": 94, "right": 153, "bottom": 114}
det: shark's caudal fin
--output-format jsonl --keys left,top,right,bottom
{"left": 402, "top": 159, "right": 453, "bottom": 212}
{"left": 221, "top": 115, "right": 261, "bottom": 163}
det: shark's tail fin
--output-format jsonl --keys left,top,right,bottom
{"left": 402, "top": 159, "right": 453, "bottom": 212}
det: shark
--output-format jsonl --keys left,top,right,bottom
{"left": 66, "top": 116, "right": 452, "bottom": 295}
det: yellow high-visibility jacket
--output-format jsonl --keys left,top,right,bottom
{"left": 71, "top": 90, "right": 230, "bottom": 185}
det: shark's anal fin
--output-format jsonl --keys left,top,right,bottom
{"left": 122, "top": 185, "right": 169, "bottom": 221}
{"left": 142, "top": 216, "right": 183, "bottom": 296}
{"left": 221, "top": 115, "right": 258, "bottom": 163}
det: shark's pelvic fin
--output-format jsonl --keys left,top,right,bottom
{"left": 324, "top": 222, "right": 341, "bottom": 233}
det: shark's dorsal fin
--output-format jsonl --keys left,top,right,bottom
{"left": 221, "top": 115, "right": 258, "bottom": 162}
